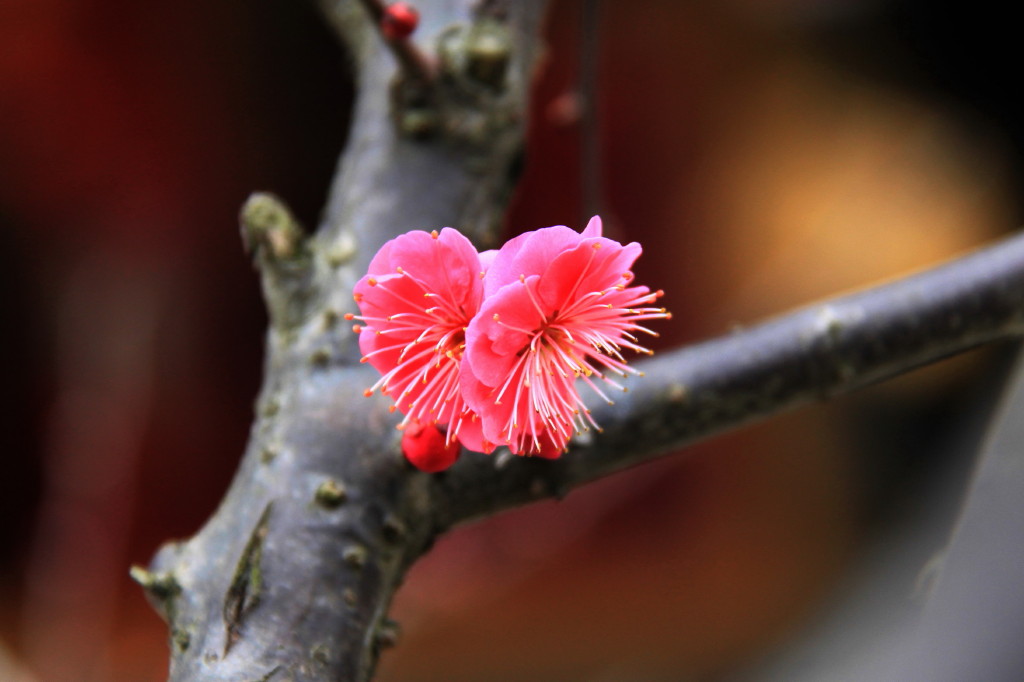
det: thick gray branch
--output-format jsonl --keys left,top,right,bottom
{"left": 137, "top": 2, "right": 549, "bottom": 681}
{"left": 435, "top": 230, "right": 1024, "bottom": 527}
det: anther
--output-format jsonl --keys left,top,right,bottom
{"left": 368, "top": 278, "right": 378, "bottom": 286}
{"left": 430, "top": 230, "right": 439, "bottom": 239}
{"left": 344, "top": 313, "right": 355, "bottom": 320}
{"left": 363, "top": 388, "right": 373, "bottom": 397}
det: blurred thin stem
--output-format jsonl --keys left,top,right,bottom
{"left": 580, "top": 0, "right": 603, "bottom": 221}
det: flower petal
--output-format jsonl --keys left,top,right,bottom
{"left": 464, "top": 277, "right": 544, "bottom": 387}
{"left": 483, "top": 225, "right": 582, "bottom": 296}
{"left": 536, "top": 237, "right": 642, "bottom": 311}
{"left": 581, "top": 214, "right": 603, "bottom": 238}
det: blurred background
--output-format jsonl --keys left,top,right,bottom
{"left": 1, "top": 0, "right": 1021, "bottom": 680}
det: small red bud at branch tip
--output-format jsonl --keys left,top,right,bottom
{"left": 382, "top": 2, "right": 420, "bottom": 41}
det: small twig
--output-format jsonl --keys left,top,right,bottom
{"left": 357, "top": 0, "right": 436, "bottom": 84}
{"left": 579, "top": 0, "right": 603, "bottom": 221}
{"left": 239, "top": 193, "right": 317, "bottom": 331}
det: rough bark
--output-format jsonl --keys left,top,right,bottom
{"left": 133, "top": 1, "right": 1024, "bottom": 680}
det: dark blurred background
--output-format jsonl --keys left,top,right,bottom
{"left": 1, "top": 0, "right": 1020, "bottom": 680}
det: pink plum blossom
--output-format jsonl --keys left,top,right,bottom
{"left": 347, "top": 228, "right": 486, "bottom": 451}
{"left": 461, "top": 216, "right": 670, "bottom": 456}
{"left": 350, "top": 217, "right": 669, "bottom": 467}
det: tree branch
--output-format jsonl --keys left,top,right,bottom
{"left": 136, "top": 2, "right": 549, "bottom": 680}
{"left": 436, "top": 230, "right": 1024, "bottom": 526}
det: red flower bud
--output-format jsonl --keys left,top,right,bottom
{"left": 382, "top": 2, "right": 420, "bottom": 41}
{"left": 401, "top": 421, "right": 460, "bottom": 473}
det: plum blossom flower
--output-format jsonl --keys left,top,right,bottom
{"left": 461, "top": 216, "right": 670, "bottom": 456}
{"left": 347, "top": 228, "right": 486, "bottom": 450}
{"left": 350, "top": 217, "right": 669, "bottom": 467}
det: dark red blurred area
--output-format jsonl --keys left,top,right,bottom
{"left": 1, "top": 1, "right": 1021, "bottom": 680}
{"left": 1, "top": 1, "right": 348, "bottom": 678}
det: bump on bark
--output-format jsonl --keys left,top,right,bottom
{"left": 314, "top": 478, "right": 348, "bottom": 508}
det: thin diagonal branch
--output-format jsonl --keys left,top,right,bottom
{"left": 436, "top": 230, "right": 1024, "bottom": 526}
